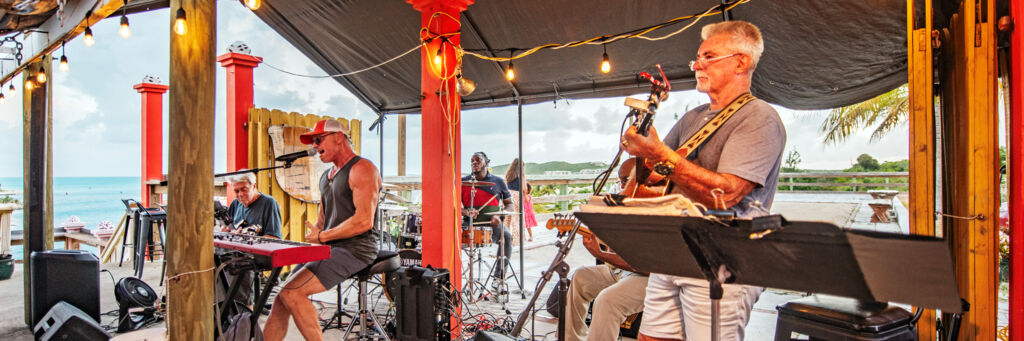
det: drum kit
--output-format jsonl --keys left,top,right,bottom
{"left": 460, "top": 178, "right": 521, "bottom": 308}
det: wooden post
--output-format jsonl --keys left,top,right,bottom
{"left": 938, "top": 1, "right": 998, "bottom": 339}
{"left": 1008, "top": 0, "right": 1024, "bottom": 335}
{"left": 398, "top": 114, "right": 406, "bottom": 176}
{"left": 166, "top": 0, "right": 216, "bottom": 339}
{"left": 21, "top": 56, "right": 53, "bottom": 326}
{"left": 134, "top": 81, "right": 169, "bottom": 208}
{"left": 408, "top": 0, "right": 474, "bottom": 295}
{"left": 907, "top": 0, "right": 937, "bottom": 338}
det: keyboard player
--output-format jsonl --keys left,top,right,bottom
{"left": 217, "top": 171, "right": 282, "bottom": 308}
{"left": 263, "top": 119, "right": 382, "bottom": 341}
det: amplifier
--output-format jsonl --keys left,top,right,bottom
{"left": 385, "top": 265, "right": 451, "bottom": 341}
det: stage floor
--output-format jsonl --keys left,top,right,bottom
{"left": 0, "top": 193, "right": 1009, "bottom": 340}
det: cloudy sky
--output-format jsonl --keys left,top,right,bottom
{"left": 0, "top": 3, "right": 915, "bottom": 178}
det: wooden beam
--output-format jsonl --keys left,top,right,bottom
{"left": 939, "top": 1, "right": 999, "bottom": 339}
{"left": 2, "top": 1, "right": 123, "bottom": 86}
{"left": 21, "top": 56, "right": 53, "bottom": 327}
{"left": 398, "top": 114, "right": 407, "bottom": 176}
{"left": 165, "top": 0, "right": 216, "bottom": 339}
{"left": 907, "top": 0, "right": 937, "bottom": 338}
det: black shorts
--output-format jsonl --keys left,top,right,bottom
{"left": 297, "top": 246, "right": 373, "bottom": 289}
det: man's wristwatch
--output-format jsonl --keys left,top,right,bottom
{"left": 652, "top": 159, "right": 675, "bottom": 176}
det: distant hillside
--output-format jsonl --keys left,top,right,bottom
{"left": 491, "top": 161, "right": 609, "bottom": 176}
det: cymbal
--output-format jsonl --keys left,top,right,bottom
{"left": 383, "top": 192, "right": 409, "bottom": 204}
{"left": 485, "top": 210, "right": 520, "bottom": 216}
{"left": 461, "top": 179, "right": 495, "bottom": 187}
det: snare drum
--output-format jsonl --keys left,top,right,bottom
{"left": 461, "top": 228, "right": 492, "bottom": 247}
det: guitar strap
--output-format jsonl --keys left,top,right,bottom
{"left": 661, "top": 93, "right": 756, "bottom": 195}
{"left": 674, "top": 92, "right": 757, "bottom": 158}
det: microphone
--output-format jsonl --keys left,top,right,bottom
{"left": 275, "top": 148, "right": 317, "bottom": 163}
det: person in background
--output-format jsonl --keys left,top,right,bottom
{"left": 504, "top": 158, "right": 535, "bottom": 242}
{"left": 463, "top": 152, "right": 515, "bottom": 281}
{"left": 523, "top": 183, "right": 538, "bottom": 241}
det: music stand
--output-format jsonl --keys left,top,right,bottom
{"left": 574, "top": 211, "right": 963, "bottom": 341}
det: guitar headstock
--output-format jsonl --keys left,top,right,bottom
{"left": 545, "top": 213, "right": 577, "bottom": 233}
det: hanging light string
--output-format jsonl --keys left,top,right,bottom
{"left": 255, "top": 0, "right": 749, "bottom": 80}
{"left": 459, "top": 0, "right": 745, "bottom": 62}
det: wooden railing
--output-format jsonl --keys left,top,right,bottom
{"left": 777, "top": 172, "right": 909, "bottom": 192}
{"left": 386, "top": 172, "right": 910, "bottom": 213}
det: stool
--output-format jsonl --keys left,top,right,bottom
{"left": 134, "top": 207, "right": 166, "bottom": 282}
{"left": 343, "top": 250, "right": 400, "bottom": 341}
{"left": 775, "top": 294, "right": 918, "bottom": 341}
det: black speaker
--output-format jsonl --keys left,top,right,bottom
{"left": 115, "top": 277, "right": 159, "bottom": 332}
{"left": 30, "top": 250, "right": 100, "bottom": 327}
{"left": 33, "top": 301, "right": 110, "bottom": 341}
{"left": 386, "top": 265, "right": 451, "bottom": 341}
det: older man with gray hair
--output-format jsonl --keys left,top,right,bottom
{"left": 621, "top": 20, "right": 786, "bottom": 340}
{"left": 222, "top": 171, "right": 282, "bottom": 239}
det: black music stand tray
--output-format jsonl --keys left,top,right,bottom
{"left": 574, "top": 211, "right": 963, "bottom": 340}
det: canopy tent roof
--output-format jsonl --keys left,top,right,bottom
{"left": 0, "top": 0, "right": 975, "bottom": 112}
{"left": 245, "top": 0, "right": 958, "bottom": 113}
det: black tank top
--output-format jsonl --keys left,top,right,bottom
{"left": 319, "top": 156, "right": 378, "bottom": 263}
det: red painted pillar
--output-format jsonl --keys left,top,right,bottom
{"left": 216, "top": 52, "right": 263, "bottom": 173}
{"left": 1009, "top": 1, "right": 1023, "bottom": 338}
{"left": 407, "top": 0, "right": 473, "bottom": 294}
{"left": 134, "top": 82, "right": 169, "bottom": 207}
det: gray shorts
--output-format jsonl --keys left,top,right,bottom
{"left": 298, "top": 246, "right": 374, "bottom": 289}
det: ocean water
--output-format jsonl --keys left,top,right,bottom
{"left": 0, "top": 176, "right": 141, "bottom": 260}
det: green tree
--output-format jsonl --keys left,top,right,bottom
{"left": 820, "top": 85, "right": 908, "bottom": 145}
{"left": 854, "top": 154, "right": 881, "bottom": 171}
{"left": 783, "top": 149, "right": 802, "bottom": 172}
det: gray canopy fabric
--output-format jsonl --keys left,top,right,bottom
{"left": 250, "top": 0, "right": 915, "bottom": 112}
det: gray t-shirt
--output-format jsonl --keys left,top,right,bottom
{"left": 661, "top": 99, "right": 786, "bottom": 217}
{"left": 228, "top": 193, "right": 282, "bottom": 238}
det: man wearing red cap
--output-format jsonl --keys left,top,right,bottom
{"left": 263, "top": 119, "right": 382, "bottom": 341}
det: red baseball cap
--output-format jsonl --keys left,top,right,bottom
{"left": 300, "top": 119, "right": 351, "bottom": 144}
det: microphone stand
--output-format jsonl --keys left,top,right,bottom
{"left": 157, "top": 160, "right": 299, "bottom": 186}
{"left": 510, "top": 220, "right": 582, "bottom": 339}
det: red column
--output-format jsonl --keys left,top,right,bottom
{"left": 134, "top": 82, "right": 169, "bottom": 207}
{"left": 217, "top": 52, "right": 263, "bottom": 172}
{"left": 1009, "top": 1, "right": 1023, "bottom": 337}
{"left": 407, "top": 0, "right": 473, "bottom": 293}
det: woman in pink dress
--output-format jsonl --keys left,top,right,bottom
{"left": 523, "top": 183, "right": 539, "bottom": 241}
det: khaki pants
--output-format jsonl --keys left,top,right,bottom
{"left": 565, "top": 265, "right": 648, "bottom": 341}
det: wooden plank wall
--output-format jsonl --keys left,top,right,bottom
{"left": 907, "top": 0, "right": 937, "bottom": 338}
{"left": 938, "top": 1, "right": 998, "bottom": 339}
{"left": 246, "top": 108, "right": 361, "bottom": 243}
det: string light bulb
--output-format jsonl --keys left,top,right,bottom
{"left": 59, "top": 41, "right": 69, "bottom": 72}
{"left": 83, "top": 11, "right": 95, "bottom": 46}
{"left": 434, "top": 54, "right": 442, "bottom": 66}
{"left": 505, "top": 62, "right": 515, "bottom": 81}
{"left": 84, "top": 27, "right": 95, "bottom": 46}
{"left": 244, "top": 0, "right": 261, "bottom": 10}
{"left": 24, "top": 79, "right": 33, "bottom": 91}
{"left": 174, "top": 6, "right": 188, "bottom": 35}
{"left": 0, "top": 93, "right": 6, "bottom": 104}
{"left": 8, "top": 83, "right": 14, "bottom": 92}
{"left": 36, "top": 65, "right": 46, "bottom": 84}
{"left": 600, "top": 45, "right": 611, "bottom": 73}
{"left": 120, "top": 15, "right": 131, "bottom": 38}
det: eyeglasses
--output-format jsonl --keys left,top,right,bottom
{"left": 689, "top": 53, "right": 740, "bottom": 71}
{"left": 311, "top": 133, "right": 335, "bottom": 145}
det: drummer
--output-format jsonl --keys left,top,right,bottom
{"left": 461, "top": 151, "right": 516, "bottom": 281}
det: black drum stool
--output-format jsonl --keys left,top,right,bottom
{"left": 774, "top": 294, "right": 920, "bottom": 341}
{"left": 343, "top": 250, "right": 400, "bottom": 341}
